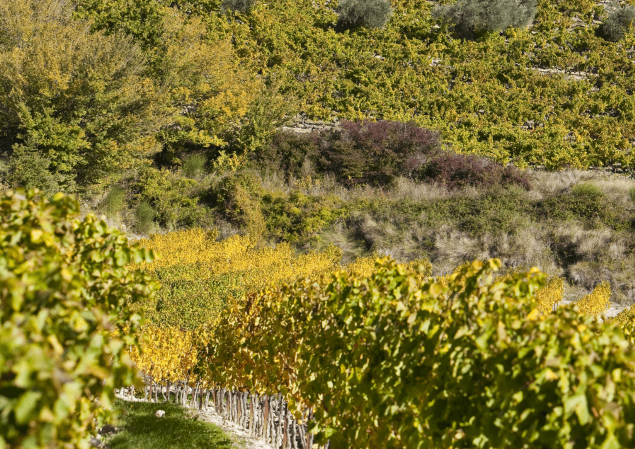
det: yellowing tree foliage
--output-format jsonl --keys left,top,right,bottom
{"left": 0, "top": 0, "right": 170, "bottom": 191}
{"left": 156, "top": 8, "right": 262, "bottom": 158}
{"left": 0, "top": 0, "right": 265, "bottom": 193}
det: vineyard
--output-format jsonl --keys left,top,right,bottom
{"left": 3, "top": 188, "right": 635, "bottom": 448}
{"left": 6, "top": 0, "right": 635, "bottom": 446}
{"left": 73, "top": 0, "right": 635, "bottom": 170}
{"left": 114, "top": 227, "right": 628, "bottom": 449}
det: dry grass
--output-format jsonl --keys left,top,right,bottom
{"left": 389, "top": 177, "right": 453, "bottom": 201}
{"left": 430, "top": 224, "right": 559, "bottom": 277}
{"left": 526, "top": 168, "right": 585, "bottom": 199}
{"left": 580, "top": 174, "right": 635, "bottom": 210}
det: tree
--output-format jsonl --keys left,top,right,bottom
{"left": 597, "top": 1, "right": 635, "bottom": 42}
{"left": 432, "top": 0, "right": 537, "bottom": 40}
{"left": 0, "top": 189, "right": 158, "bottom": 448}
{"left": 0, "top": 0, "right": 171, "bottom": 191}
{"left": 221, "top": 0, "right": 258, "bottom": 14}
{"left": 336, "top": 0, "right": 393, "bottom": 31}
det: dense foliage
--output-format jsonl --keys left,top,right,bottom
{"left": 0, "top": 189, "right": 157, "bottom": 449}
{"left": 131, "top": 228, "right": 347, "bottom": 329}
{"left": 73, "top": 0, "right": 635, "bottom": 171}
{"left": 597, "top": 1, "right": 635, "bottom": 42}
{"left": 336, "top": 0, "right": 393, "bottom": 30}
{"left": 253, "top": 120, "right": 441, "bottom": 187}
{"left": 418, "top": 151, "right": 532, "bottom": 190}
{"left": 0, "top": 0, "right": 264, "bottom": 194}
{"left": 132, "top": 255, "right": 631, "bottom": 449}
{"left": 432, "top": 0, "right": 538, "bottom": 40}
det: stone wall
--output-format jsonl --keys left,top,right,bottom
{"left": 280, "top": 113, "right": 341, "bottom": 134}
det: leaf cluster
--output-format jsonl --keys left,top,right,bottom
{"left": 0, "top": 189, "right": 158, "bottom": 448}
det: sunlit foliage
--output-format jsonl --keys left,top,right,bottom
{"left": 0, "top": 189, "right": 157, "bottom": 448}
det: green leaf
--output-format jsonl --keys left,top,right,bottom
{"left": 564, "top": 394, "right": 590, "bottom": 425}
{"left": 14, "top": 390, "right": 41, "bottom": 424}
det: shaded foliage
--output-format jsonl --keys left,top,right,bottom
{"left": 314, "top": 120, "right": 442, "bottom": 187}
{"left": 417, "top": 152, "right": 532, "bottom": 190}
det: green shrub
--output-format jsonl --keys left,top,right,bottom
{"left": 5, "top": 147, "right": 64, "bottom": 197}
{"left": 432, "top": 0, "right": 537, "bottom": 39}
{"left": 571, "top": 182, "right": 604, "bottom": 198}
{"left": 136, "top": 168, "right": 214, "bottom": 231}
{"left": 182, "top": 154, "right": 208, "bottom": 179}
{"left": 262, "top": 190, "right": 349, "bottom": 243}
{"left": 135, "top": 201, "right": 157, "bottom": 234}
{"left": 535, "top": 183, "right": 622, "bottom": 230}
{"left": 597, "top": 2, "right": 635, "bottom": 42}
{"left": 221, "top": 0, "right": 257, "bottom": 14}
{"left": 100, "top": 185, "right": 126, "bottom": 219}
{"left": 0, "top": 189, "right": 157, "bottom": 448}
{"left": 629, "top": 186, "right": 635, "bottom": 205}
{"left": 227, "top": 78, "right": 298, "bottom": 153}
{"left": 336, "top": 0, "right": 393, "bottom": 30}
{"left": 208, "top": 172, "right": 266, "bottom": 239}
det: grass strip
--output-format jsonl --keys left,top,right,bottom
{"left": 106, "top": 399, "right": 234, "bottom": 449}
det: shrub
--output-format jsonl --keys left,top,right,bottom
{"left": 221, "top": 0, "right": 257, "bottom": 14}
{"left": 432, "top": 0, "right": 537, "bottom": 40}
{"left": 316, "top": 120, "right": 441, "bottom": 187}
{"left": 182, "top": 154, "right": 208, "bottom": 179}
{"left": 227, "top": 78, "right": 298, "bottom": 153}
{"left": 336, "top": 0, "right": 393, "bottom": 30}
{"left": 100, "top": 185, "right": 126, "bottom": 219}
{"left": 136, "top": 168, "right": 214, "bottom": 231}
{"left": 261, "top": 190, "right": 349, "bottom": 243}
{"left": 597, "top": 2, "right": 635, "bottom": 42}
{"left": 5, "top": 147, "right": 64, "bottom": 197}
{"left": 0, "top": 189, "right": 157, "bottom": 448}
{"left": 417, "top": 152, "right": 532, "bottom": 191}
{"left": 535, "top": 183, "right": 621, "bottom": 230}
{"left": 571, "top": 182, "right": 604, "bottom": 198}
{"left": 629, "top": 185, "right": 635, "bottom": 205}
{"left": 251, "top": 131, "right": 320, "bottom": 181}
{"left": 209, "top": 172, "right": 266, "bottom": 239}
{"left": 135, "top": 201, "right": 157, "bottom": 234}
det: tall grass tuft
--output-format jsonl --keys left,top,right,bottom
{"left": 183, "top": 154, "right": 207, "bottom": 179}
{"left": 100, "top": 185, "right": 126, "bottom": 219}
{"left": 135, "top": 201, "right": 157, "bottom": 235}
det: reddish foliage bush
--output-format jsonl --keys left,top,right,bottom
{"left": 316, "top": 119, "right": 441, "bottom": 187}
{"left": 254, "top": 120, "right": 441, "bottom": 187}
{"left": 418, "top": 152, "right": 532, "bottom": 190}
